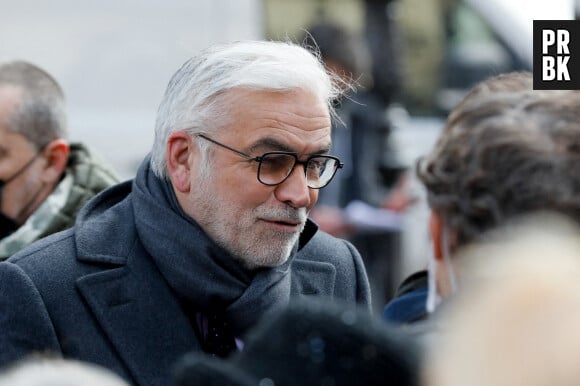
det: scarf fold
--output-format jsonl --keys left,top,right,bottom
{"left": 131, "top": 156, "right": 293, "bottom": 335}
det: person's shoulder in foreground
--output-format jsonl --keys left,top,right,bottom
{"left": 0, "top": 60, "right": 119, "bottom": 260}
{"left": 0, "top": 39, "right": 371, "bottom": 386}
{"left": 424, "top": 214, "right": 580, "bottom": 386}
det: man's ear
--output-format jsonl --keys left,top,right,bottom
{"left": 40, "top": 139, "right": 69, "bottom": 184}
{"left": 429, "top": 210, "right": 445, "bottom": 262}
{"left": 167, "top": 131, "right": 195, "bottom": 193}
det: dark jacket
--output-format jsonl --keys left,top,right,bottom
{"left": 0, "top": 176, "right": 371, "bottom": 386}
{"left": 383, "top": 270, "right": 429, "bottom": 324}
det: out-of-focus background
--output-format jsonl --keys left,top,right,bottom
{"left": 1, "top": 0, "right": 263, "bottom": 178}
{"left": 0, "top": 0, "right": 574, "bottom": 310}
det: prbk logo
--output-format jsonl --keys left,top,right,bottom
{"left": 533, "top": 20, "right": 580, "bottom": 90}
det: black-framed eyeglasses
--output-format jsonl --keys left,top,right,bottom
{"left": 195, "top": 133, "right": 343, "bottom": 189}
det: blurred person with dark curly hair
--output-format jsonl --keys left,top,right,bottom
{"left": 383, "top": 76, "right": 580, "bottom": 339}
{"left": 383, "top": 71, "right": 534, "bottom": 325}
{"left": 420, "top": 89, "right": 580, "bottom": 304}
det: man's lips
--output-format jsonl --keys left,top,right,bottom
{"left": 259, "top": 218, "right": 304, "bottom": 231}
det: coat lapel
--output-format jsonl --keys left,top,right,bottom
{"left": 291, "top": 259, "right": 336, "bottom": 297}
{"left": 76, "top": 245, "right": 199, "bottom": 386}
{"left": 292, "top": 220, "right": 337, "bottom": 298}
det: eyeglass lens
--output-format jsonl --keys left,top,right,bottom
{"left": 258, "top": 153, "right": 338, "bottom": 188}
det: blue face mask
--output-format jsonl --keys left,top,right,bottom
{"left": 0, "top": 152, "right": 42, "bottom": 239}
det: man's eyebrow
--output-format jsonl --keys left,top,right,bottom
{"left": 249, "top": 137, "right": 331, "bottom": 155}
{"left": 249, "top": 137, "right": 293, "bottom": 153}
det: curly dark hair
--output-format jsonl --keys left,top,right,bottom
{"left": 448, "top": 71, "right": 533, "bottom": 123}
{"left": 418, "top": 90, "right": 580, "bottom": 247}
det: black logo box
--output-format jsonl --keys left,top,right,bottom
{"left": 533, "top": 20, "right": 580, "bottom": 90}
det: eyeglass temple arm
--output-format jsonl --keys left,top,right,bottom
{"left": 195, "top": 133, "right": 257, "bottom": 160}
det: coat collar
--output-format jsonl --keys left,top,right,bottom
{"left": 76, "top": 241, "right": 199, "bottom": 386}
{"left": 74, "top": 181, "right": 198, "bottom": 385}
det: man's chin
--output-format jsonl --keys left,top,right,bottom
{"left": 238, "top": 244, "right": 294, "bottom": 271}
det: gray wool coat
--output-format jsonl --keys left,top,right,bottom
{"left": 0, "top": 180, "right": 371, "bottom": 386}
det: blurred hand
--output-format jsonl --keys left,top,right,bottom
{"left": 381, "top": 172, "right": 416, "bottom": 212}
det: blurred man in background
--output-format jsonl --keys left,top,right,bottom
{"left": 305, "top": 22, "right": 411, "bottom": 311}
{"left": 0, "top": 60, "right": 118, "bottom": 259}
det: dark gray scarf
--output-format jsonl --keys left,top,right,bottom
{"left": 131, "top": 157, "right": 293, "bottom": 336}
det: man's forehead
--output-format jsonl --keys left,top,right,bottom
{"left": 222, "top": 87, "right": 329, "bottom": 115}
{"left": 248, "top": 135, "right": 332, "bottom": 155}
{"left": 219, "top": 87, "right": 331, "bottom": 149}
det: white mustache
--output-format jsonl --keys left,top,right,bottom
{"left": 257, "top": 207, "right": 307, "bottom": 225}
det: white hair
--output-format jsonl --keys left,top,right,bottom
{"left": 150, "top": 40, "right": 344, "bottom": 178}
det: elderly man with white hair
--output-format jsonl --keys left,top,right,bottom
{"left": 0, "top": 40, "right": 371, "bottom": 386}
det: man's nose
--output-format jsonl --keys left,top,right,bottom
{"left": 273, "top": 164, "right": 311, "bottom": 209}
